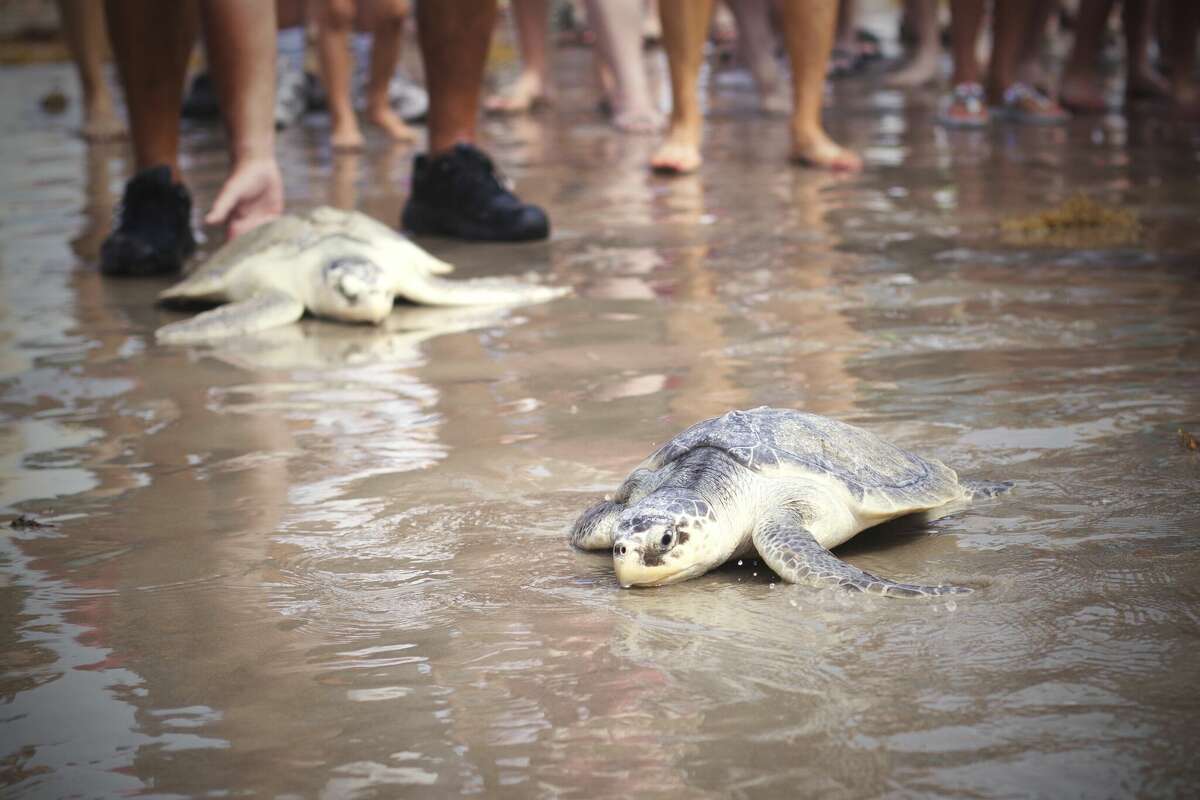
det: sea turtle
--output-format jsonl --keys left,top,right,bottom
{"left": 570, "top": 407, "right": 1010, "bottom": 597}
{"left": 156, "top": 206, "right": 568, "bottom": 344}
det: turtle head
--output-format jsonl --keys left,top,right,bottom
{"left": 315, "top": 256, "right": 393, "bottom": 323}
{"left": 612, "top": 491, "right": 719, "bottom": 588}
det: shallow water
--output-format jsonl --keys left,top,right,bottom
{"left": 2, "top": 52, "right": 1200, "bottom": 798}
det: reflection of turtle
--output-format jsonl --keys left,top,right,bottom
{"left": 571, "top": 407, "right": 1010, "bottom": 597}
{"left": 156, "top": 206, "right": 568, "bottom": 344}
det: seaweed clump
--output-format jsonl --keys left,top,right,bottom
{"left": 1001, "top": 194, "right": 1141, "bottom": 246}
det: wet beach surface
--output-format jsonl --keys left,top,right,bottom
{"left": 2, "top": 50, "right": 1200, "bottom": 798}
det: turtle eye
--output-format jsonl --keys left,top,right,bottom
{"left": 660, "top": 532, "right": 673, "bottom": 549}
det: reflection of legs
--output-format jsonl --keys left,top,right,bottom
{"left": 586, "top": 0, "right": 662, "bottom": 132}
{"left": 103, "top": 0, "right": 197, "bottom": 174}
{"left": 780, "top": 0, "right": 861, "bottom": 171}
{"left": 486, "top": 0, "right": 549, "bottom": 113}
{"left": 1060, "top": 0, "right": 1114, "bottom": 112}
{"left": 57, "top": 0, "right": 126, "bottom": 141}
{"left": 364, "top": 0, "right": 417, "bottom": 141}
{"left": 316, "top": 0, "right": 364, "bottom": 150}
{"left": 418, "top": 0, "right": 495, "bottom": 154}
{"left": 726, "top": 0, "right": 789, "bottom": 113}
{"left": 887, "top": 0, "right": 939, "bottom": 87}
{"left": 650, "top": 0, "right": 713, "bottom": 174}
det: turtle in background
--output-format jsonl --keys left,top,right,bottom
{"left": 155, "top": 206, "right": 568, "bottom": 345}
{"left": 570, "top": 407, "right": 1010, "bottom": 597}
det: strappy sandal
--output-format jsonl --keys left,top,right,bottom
{"left": 937, "top": 82, "right": 989, "bottom": 128}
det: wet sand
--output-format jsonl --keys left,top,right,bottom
{"left": 2, "top": 48, "right": 1200, "bottom": 798}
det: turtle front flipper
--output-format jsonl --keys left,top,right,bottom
{"left": 569, "top": 468, "right": 667, "bottom": 550}
{"left": 394, "top": 274, "right": 570, "bottom": 308}
{"left": 752, "top": 511, "right": 971, "bottom": 598}
{"left": 570, "top": 500, "right": 623, "bottom": 550}
{"left": 156, "top": 288, "right": 306, "bottom": 345}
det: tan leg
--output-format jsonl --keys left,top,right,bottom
{"left": 103, "top": 0, "right": 198, "bottom": 175}
{"left": 586, "top": 0, "right": 662, "bottom": 133}
{"left": 886, "top": 0, "right": 939, "bottom": 87}
{"left": 485, "top": 0, "right": 550, "bottom": 113}
{"left": 650, "top": 0, "right": 714, "bottom": 174}
{"left": 58, "top": 0, "right": 127, "bottom": 141}
{"left": 779, "top": 0, "right": 861, "bottom": 171}
{"left": 316, "top": 0, "right": 365, "bottom": 151}
{"left": 364, "top": 0, "right": 417, "bottom": 141}
{"left": 726, "top": 0, "right": 789, "bottom": 114}
{"left": 416, "top": 0, "right": 498, "bottom": 154}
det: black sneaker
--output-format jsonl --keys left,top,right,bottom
{"left": 100, "top": 165, "right": 197, "bottom": 277}
{"left": 401, "top": 143, "right": 549, "bottom": 242}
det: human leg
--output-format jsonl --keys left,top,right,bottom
{"left": 650, "top": 0, "right": 714, "bottom": 174}
{"left": 316, "top": 0, "right": 364, "bottom": 150}
{"left": 725, "top": 0, "right": 789, "bottom": 113}
{"left": 937, "top": 0, "right": 988, "bottom": 126}
{"left": 1164, "top": 0, "right": 1200, "bottom": 114}
{"left": 886, "top": 0, "right": 940, "bottom": 87}
{"left": 57, "top": 0, "right": 126, "bottom": 141}
{"left": 103, "top": 0, "right": 197, "bottom": 175}
{"left": 1122, "top": 0, "right": 1170, "bottom": 100}
{"left": 364, "top": 0, "right": 418, "bottom": 141}
{"left": 99, "top": 0, "right": 198, "bottom": 275}
{"left": 779, "top": 0, "right": 861, "bottom": 171}
{"left": 586, "top": 0, "right": 663, "bottom": 132}
{"left": 988, "top": 0, "right": 1068, "bottom": 123}
{"left": 1060, "top": 0, "right": 1115, "bottom": 112}
{"left": 402, "top": 0, "right": 549, "bottom": 241}
{"left": 485, "top": 0, "right": 551, "bottom": 113}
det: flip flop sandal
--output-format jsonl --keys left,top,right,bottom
{"left": 936, "top": 82, "right": 989, "bottom": 128}
{"left": 995, "top": 82, "right": 1069, "bottom": 124}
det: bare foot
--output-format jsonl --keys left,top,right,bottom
{"left": 485, "top": 71, "right": 548, "bottom": 114}
{"left": 791, "top": 130, "right": 863, "bottom": 172}
{"left": 886, "top": 55, "right": 939, "bottom": 88}
{"left": 614, "top": 110, "right": 664, "bottom": 134}
{"left": 330, "top": 118, "right": 365, "bottom": 152}
{"left": 650, "top": 123, "right": 702, "bottom": 174}
{"left": 80, "top": 106, "right": 127, "bottom": 142}
{"left": 366, "top": 103, "right": 418, "bottom": 143}
{"left": 1059, "top": 73, "right": 1108, "bottom": 113}
{"left": 758, "top": 81, "right": 791, "bottom": 116}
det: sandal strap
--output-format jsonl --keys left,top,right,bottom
{"left": 1003, "top": 82, "right": 1051, "bottom": 108}
{"left": 949, "top": 82, "right": 986, "bottom": 114}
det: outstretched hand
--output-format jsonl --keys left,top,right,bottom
{"left": 205, "top": 157, "right": 284, "bottom": 240}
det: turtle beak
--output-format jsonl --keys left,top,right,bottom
{"left": 613, "top": 534, "right": 685, "bottom": 588}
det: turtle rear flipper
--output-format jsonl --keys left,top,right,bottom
{"left": 752, "top": 510, "right": 971, "bottom": 598}
{"left": 156, "top": 289, "right": 305, "bottom": 345}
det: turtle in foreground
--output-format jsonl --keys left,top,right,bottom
{"left": 570, "top": 407, "right": 1010, "bottom": 597}
{"left": 156, "top": 206, "right": 568, "bottom": 344}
